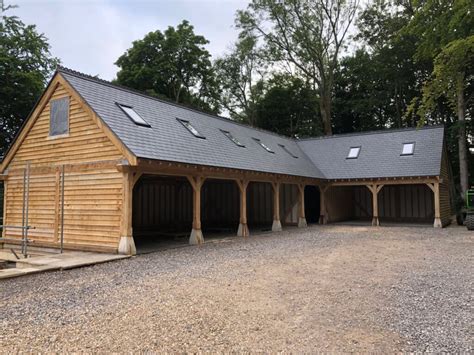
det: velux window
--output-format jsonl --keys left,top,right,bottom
{"left": 401, "top": 142, "right": 415, "bottom": 155}
{"left": 117, "top": 103, "right": 150, "bottom": 127}
{"left": 347, "top": 146, "right": 361, "bottom": 159}
{"left": 279, "top": 144, "right": 298, "bottom": 158}
{"left": 50, "top": 97, "right": 69, "bottom": 136}
{"left": 177, "top": 118, "right": 205, "bottom": 139}
{"left": 253, "top": 138, "right": 274, "bottom": 153}
{"left": 221, "top": 129, "right": 245, "bottom": 147}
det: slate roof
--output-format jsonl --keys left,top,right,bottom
{"left": 59, "top": 68, "right": 324, "bottom": 179}
{"left": 58, "top": 67, "right": 444, "bottom": 180}
{"left": 297, "top": 126, "right": 445, "bottom": 179}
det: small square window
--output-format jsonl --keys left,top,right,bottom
{"left": 177, "top": 118, "right": 205, "bottom": 139}
{"left": 401, "top": 142, "right": 415, "bottom": 155}
{"left": 279, "top": 144, "right": 298, "bottom": 158}
{"left": 117, "top": 103, "right": 150, "bottom": 127}
{"left": 347, "top": 146, "right": 361, "bottom": 159}
{"left": 253, "top": 138, "right": 274, "bottom": 153}
{"left": 221, "top": 130, "right": 245, "bottom": 147}
{"left": 50, "top": 97, "right": 69, "bottom": 136}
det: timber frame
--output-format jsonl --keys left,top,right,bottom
{"left": 0, "top": 69, "right": 453, "bottom": 256}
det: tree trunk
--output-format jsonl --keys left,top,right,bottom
{"left": 457, "top": 73, "right": 469, "bottom": 199}
{"left": 320, "top": 87, "right": 333, "bottom": 136}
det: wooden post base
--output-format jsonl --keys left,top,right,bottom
{"left": 372, "top": 217, "right": 380, "bottom": 226}
{"left": 272, "top": 220, "right": 282, "bottom": 232}
{"left": 237, "top": 223, "right": 249, "bottom": 237}
{"left": 189, "top": 228, "right": 204, "bottom": 245}
{"left": 319, "top": 215, "right": 327, "bottom": 224}
{"left": 118, "top": 236, "right": 136, "bottom": 255}
{"left": 298, "top": 217, "right": 307, "bottom": 228}
{"left": 433, "top": 217, "right": 442, "bottom": 228}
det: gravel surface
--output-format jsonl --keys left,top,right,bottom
{"left": 1, "top": 224, "right": 472, "bottom": 352}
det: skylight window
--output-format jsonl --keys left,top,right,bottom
{"left": 221, "top": 129, "right": 245, "bottom": 147}
{"left": 253, "top": 138, "right": 274, "bottom": 153}
{"left": 347, "top": 146, "right": 361, "bottom": 159}
{"left": 279, "top": 144, "right": 298, "bottom": 158}
{"left": 401, "top": 142, "right": 415, "bottom": 155}
{"left": 177, "top": 118, "right": 205, "bottom": 139}
{"left": 117, "top": 103, "right": 150, "bottom": 127}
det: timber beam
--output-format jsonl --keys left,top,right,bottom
{"left": 134, "top": 158, "right": 321, "bottom": 186}
{"left": 319, "top": 185, "right": 329, "bottom": 224}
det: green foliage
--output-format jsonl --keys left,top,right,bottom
{"left": 256, "top": 75, "right": 322, "bottom": 137}
{"left": 236, "top": 0, "right": 359, "bottom": 135}
{"left": 214, "top": 35, "right": 267, "bottom": 125}
{"left": 115, "top": 20, "right": 219, "bottom": 113}
{"left": 0, "top": 13, "right": 58, "bottom": 157}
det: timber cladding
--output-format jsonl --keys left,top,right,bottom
{"left": 2, "top": 81, "right": 126, "bottom": 253}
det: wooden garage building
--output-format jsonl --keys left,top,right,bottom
{"left": 0, "top": 67, "right": 454, "bottom": 255}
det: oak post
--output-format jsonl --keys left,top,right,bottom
{"left": 432, "top": 182, "right": 442, "bottom": 228}
{"left": 236, "top": 179, "right": 249, "bottom": 237}
{"left": 187, "top": 175, "right": 205, "bottom": 244}
{"left": 297, "top": 184, "right": 307, "bottom": 228}
{"left": 271, "top": 181, "right": 282, "bottom": 232}
{"left": 367, "top": 184, "right": 382, "bottom": 226}
{"left": 118, "top": 171, "right": 136, "bottom": 255}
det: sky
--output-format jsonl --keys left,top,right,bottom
{"left": 9, "top": 0, "right": 249, "bottom": 80}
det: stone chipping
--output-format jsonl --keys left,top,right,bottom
{"left": 1, "top": 225, "right": 472, "bottom": 352}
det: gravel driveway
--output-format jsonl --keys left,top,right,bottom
{"left": 1, "top": 225, "right": 472, "bottom": 352}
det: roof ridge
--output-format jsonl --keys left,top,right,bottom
{"left": 56, "top": 65, "right": 298, "bottom": 142}
{"left": 296, "top": 124, "right": 445, "bottom": 142}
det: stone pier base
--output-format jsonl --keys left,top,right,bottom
{"left": 118, "top": 236, "right": 136, "bottom": 255}
{"left": 189, "top": 229, "right": 204, "bottom": 245}
{"left": 272, "top": 220, "right": 282, "bottom": 232}
{"left": 298, "top": 217, "right": 307, "bottom": 228}
{"left": 237, "top": 223, "right": 249, "bottom": 237}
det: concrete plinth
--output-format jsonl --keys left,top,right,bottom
{"left": 189, "top": 228, "right": 204, "bottom": 245}
{"left": 433, "top": 217, "right": 442, "bottom": 228}
{"left": 272, "top": 220, "right": 282, "bottom": 232}
{"left": 118, "top": 236, "right": 136, "bottom": 255}
{"left": 298, "top": 217, "right": 307, "bottom": 228}
{"left": 237, "top": 223, "right": 249, "bottom": 237}
{"left": 372, "top": 217, "right": 380, "bottom": 226}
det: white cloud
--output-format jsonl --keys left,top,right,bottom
{"left": 10, "top": 0, "right": 248, "bottom": 80}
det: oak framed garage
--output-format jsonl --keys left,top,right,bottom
{"left": 0, "top": 67, "right": 454, "bottom": 255}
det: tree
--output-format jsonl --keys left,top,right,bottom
{"left": 406, "top": 0, "right": 474, "bottom": 198}
{"left": 115, "top": 20, "right": 219, "bottom": 113}
{"left": 419, "top": 36, "right": 474, "bottom": 197}
{"left": 237, "top": 0, "right": 359, "bottom": 135}
{"left": 0, "top": 11, "right": 58, "bottom": 157}
{"left": 214, "top": 35, "right": 266, "bottom": 126}
{"left": 256, "top": 74, "right": 322, "bottom": 137}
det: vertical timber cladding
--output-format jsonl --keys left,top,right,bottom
{"left": 247, "top": 182, "right": 298, "bottom": 227}
{"left": 132, "top": 176, "right": 193, "bottom": 235}
{"left": 353, "top": 184, "right": 435, "bottom": 223}
{"left": 3, "top": 82, "right": 125, "bottom": 252}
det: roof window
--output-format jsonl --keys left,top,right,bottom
{"left": 347, "top": 146, "right": 361, "bottom": 159}
{"left": 50, "top": 97, "right": 69, "bottom": 136}
{"left": 117, "top": 103, "right": 150, "bottom": 127}
{"left": 401, "top": 142, "right": 415, "bottom": 155}
{"left": 221, "top": 130, "right": 245, "bottom": 147}
{"left": 177, "top": 118, "right": 205, "bottom": 139}
{"left": 253, "top": 138, "right": 274, "bottom": 153}
{"left": 279, "top": 144, "right": 298, "bottom": 158}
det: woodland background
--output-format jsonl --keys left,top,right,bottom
{"left": 0, "top": 0, "right": 472, "bottom": 209}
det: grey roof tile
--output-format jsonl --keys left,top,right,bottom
{"left": 297, "top": 126, "right": 444, "bottom": 179}
{"left": 59, "top": 68, "right": 444, "bottom": 181}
